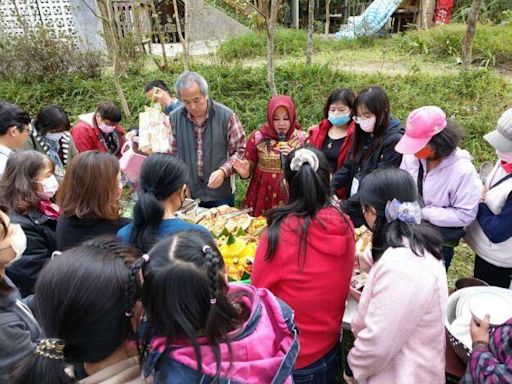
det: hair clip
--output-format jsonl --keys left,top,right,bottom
{"left": 142, "top": 254, "right": 150, "bottom": 263}
{"left": 210, "top": 298, "right": 217, "bottom": 305}
{"left": 125, "top": 310, "right": 133, "bottom": 317}
{"left": 202, "top": 245, "right": 212, "bottom": 254}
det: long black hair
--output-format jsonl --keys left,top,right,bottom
{"left": 265, "top": 146, "right": 349, "bottom": 269}
{"left": 141, "top": 231, "right": 246, "bottom": 381}
{"left": 359, "top": 168, "right": 443, "bottom": 262}
{"left": 13, "top": 237, "right": 143, "bottom": 384}
{"left": 130, "top": 153, "right": 189, "bottom": 252}
{"left": 351, "top": 86, "right": 391, "bottom": 164}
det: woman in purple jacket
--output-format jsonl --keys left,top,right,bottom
{"left": 395, "top": 106, "right": 481, "bottom": 270}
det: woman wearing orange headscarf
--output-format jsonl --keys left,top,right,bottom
{"left": 233, "top": 95, "right": 308, "bottom": 216}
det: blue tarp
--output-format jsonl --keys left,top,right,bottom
{"left": 335, "top": 0, "right": 403, "bottom": 39}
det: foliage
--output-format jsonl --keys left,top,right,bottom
{"left": 452, "top": 0, "right": 512, "bottom": 24}
{"left": 205, "top": 0, "right": 260, "bottom": 29}
{"left": 0, "top": 27, "right": 103, "bottom": 83}
{"left": 391, "top": 23, "right": 512, "bottom": 68}
{"left": 217, "top": 28, "right": 379, "bottom": 61}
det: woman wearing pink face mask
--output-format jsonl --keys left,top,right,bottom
{"left": 334, "top": 86, "right": 403, "bottom": 227}
{"left": 71, "top": 101, "right": 126, "bottom": 157}
{"left": 0, "top": 151, "right": 58, "bottom": 297}
{"left": 395, "top": 106, "right": 481, "bottom": 271}
{"left": 466, "top": 108, "right": 512, "bottom": 288}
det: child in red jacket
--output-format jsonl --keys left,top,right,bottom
{"left": 71, "top": 101, "right": 125, "bottom": 157}
{"left": 252, "top": 147, "right": 355, "bottom": 383}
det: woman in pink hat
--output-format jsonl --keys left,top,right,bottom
{"left": 394, "top": 106, "right": 481, "bottom": 270}
{"left": 466, "top": 108, "right": 512, "bottom": 288}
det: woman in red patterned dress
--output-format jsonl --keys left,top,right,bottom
{"left": 233, "top": 95, "right": 307, "bottom": 216}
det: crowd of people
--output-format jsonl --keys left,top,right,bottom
{"left": 0, "top": 70, "right": 511, "bottom": 383}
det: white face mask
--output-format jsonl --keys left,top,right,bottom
{"left": 36, "top": 175, "right": 59, "bottom": 200}
{"left": 5, "top": 224, "right": 27, "bottom": 267}
{"left": 496, "top": 149, "right": 512, "bottom": 164}
{"left": 45, "top": 132, "right": 65, "bottom": 142}
{"left": 354, "top": 115, "right": 377, "bottom": 133}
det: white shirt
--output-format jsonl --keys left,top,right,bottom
{"left": 0, "top": 144, "right": 12, "bottom": 178}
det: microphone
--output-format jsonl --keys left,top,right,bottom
{"left": 278, "top": 132, "right": 287, "bottom": 169}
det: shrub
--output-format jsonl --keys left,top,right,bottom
{"left": 217, "top": 28, "right": 380, "bottom": 61}
{"left": 391, "top": 23, "right": 512, "bottom": 68}
{"left": 0, "top": 27, "right": 103, "bottom": 82}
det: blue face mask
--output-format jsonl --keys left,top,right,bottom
{"left": 328, "top": 114, "right": 351, "bottom": 126}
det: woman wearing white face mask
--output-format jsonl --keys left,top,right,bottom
{"left": 23, "top": 105, "right": 78, "bottom": 180}
{"left": 309, "top": 88, "right": 356, "bottom": 199}
{"left": 0, "top": 151, "right": 58, "bottom": 297}
{"left": 466, "top": 108, "right": 512, "bottom": 288}
{"left": 70, "top": 101, "right": 126, "bottom": 158}
{"left": 334, "top": 86, "right": 403, "bottom": 227}
{"left": 0, "top": 206, "right": 43, "bottom": 382}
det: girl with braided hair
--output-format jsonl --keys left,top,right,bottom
{"left": 12, "top": 237, "right": 145, "bottom": 384}
{"left": 139, "top": 230, "right": 299, "bottom": 383}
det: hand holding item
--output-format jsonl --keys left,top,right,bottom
{"left": 470, "top": 314, "right": 490, "bottom": 345}
{"left": 207, "top": 169, "right": 226, "bottom": 189}
{"left": 232, "top": 157, "right": 251, "bottom": 179}
{"left": 278, "top": 142, "right": 293, "bottom": 157}
{"left": 152, "top": 87, "right": 172, "bottom": 107}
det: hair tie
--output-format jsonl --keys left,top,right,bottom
{"left": 290, "top": 149, "right": 319, "bottom": 172}
{"left": 210, "top": 298, "right": 217, "bottom": 305}
{"left": 202, "top": 245, "right": 212, "bottom": 254}
{"left": 385, "top": 199, "right": 421, "bottom": 225}
{"left": 143, "top": 187, "right": 155, "bottom": 194}
{"left": 35, "top": 338, "right": 65, "bottom": 360}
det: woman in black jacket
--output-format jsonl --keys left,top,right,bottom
{"left": 56, "top": 151, "right": 130, "bottom": 250}
{"left": 334, "top": 86, "right": 403, "bottom": 227}
{"left": 0, "top": 205, "right": 42, "bottom": 382}
{"left": 0, "top": 151, "right": 58, "bottom": 297}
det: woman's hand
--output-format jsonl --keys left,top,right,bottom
{"left": 232, "top": 158, "right": 251, "bottom": 179}
{"left": 470, "top": 314, "right": 490, "bottom": 344}
{"left": 278, "top": 142, "right": 293, "bottom": 157}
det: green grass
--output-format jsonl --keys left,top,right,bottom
{"left": 217, "top": 23, "right": 512, "bottom": 70}
{"left": 217, "top": 28, "right": 381, "bottom": 62}
{"left": 391, "top": 23, "right": 512, "bottom": 68}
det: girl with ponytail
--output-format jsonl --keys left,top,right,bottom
{"left": 251, "top": 147, "right": 355, "bottom": 383}
{"left": 13, "top": 237, "right": 144, "bottom": 384}
{"left": 139, "top": 230, "right": 298, "bottom": 383}
{"left": 117, "top": 153, "right": 211, "bottom": 252}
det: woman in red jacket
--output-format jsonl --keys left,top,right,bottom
{"left": 70, "top": 101, "right": 125, "bottom": 158}
{"left": 309, "top": 88, "right": 356, "bottom": 198}
{"left": 252, "top": 147, "right": 355, "bottom": 384}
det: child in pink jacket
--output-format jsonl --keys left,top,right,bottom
{"left": 345, "top": 168, "right": 448, "bottom": 384}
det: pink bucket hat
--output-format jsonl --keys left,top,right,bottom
{"left": 395, "top": 106, "right": 447, "bottom": 154}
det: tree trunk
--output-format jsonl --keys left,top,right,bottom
{"left": 266, "top": 0, "right": 278, "bottom": 96}
{"left": 461, "top": 0, "right": 483, "bottom": 67}
{"left": 325, "top": 0, "right": 331, "bottom": 34}
{"left": 97, "top": 0, "right": 131, "bottom": 119}
{"left": 149, "top": 0, "right": 168, "bottom": 69}
{"left": 306, "top": 0, "right": 314, "bottom": 65}
{"left": 172, "top": 0, "right": 190, "bottom": 71}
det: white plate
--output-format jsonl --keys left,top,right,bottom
{"left": 469, "top": 290, "right": 512, "bottom": 326}
{"left": 456, "top": 291, "right": 474, "bottom": 318}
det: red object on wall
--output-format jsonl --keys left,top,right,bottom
{"left": 434, "top": 0, "right": 455, "bottom": 24}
